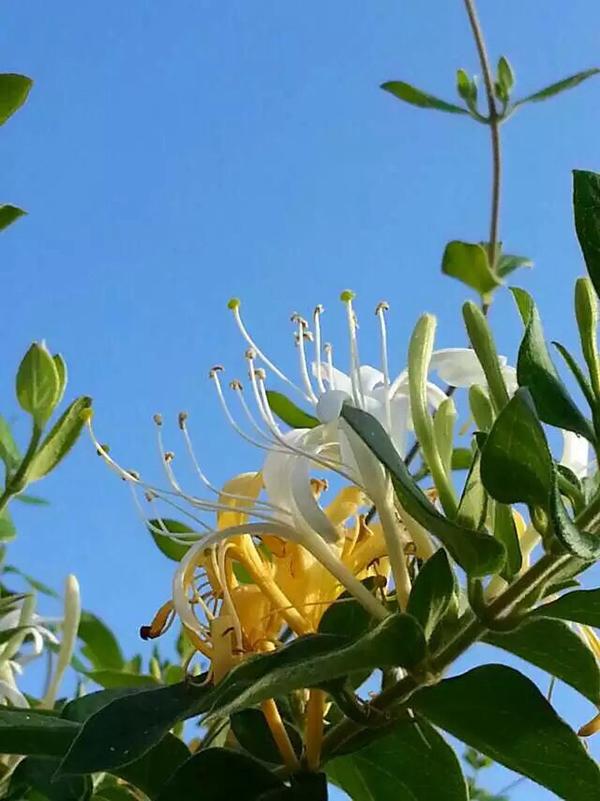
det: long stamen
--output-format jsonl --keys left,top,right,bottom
{"left": 376, "top": 301, "right": 392, "bottom": 433}
{"left": 313, "top": 305, "right": 326, "bottom": 393}
{"left": 228, "top": 298, "right": 309, "bottom": 400}
{"left": 341, "top": 290, "right": 365, "bottom": 407}
{"left": 292, "top": 313, "right": 318, "bottom": 404}
{"left": 324, "top": 342, "right": 336, "bottom": 389}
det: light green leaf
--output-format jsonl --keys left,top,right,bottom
{"left": 493, "top": 501, "right": 522, "bottom": 578}
{"left": 0, "top": 414, "right": 21, "bottom": 472}
{"left": 147, "top": 518, "right": 199, "bottom": 562}
{"left": 456, "top": 451, "right": 487, "bottom": 531}
{"left": 265, "top": 390, "right": 319, "bottom": 429}
{"left": 407, "top": 549, "right": 457, "bottom": 639}
{"left": 0, "top": 508, "right": 16, "bottom": 542}
{"left": 412, "top": 664, "right": 600, "bottom": 800}
{"left": 382, "top": 81, "right": 468, "bottom": 114}
{"left": 533, "top": 588, "right": 600, "bottom": 627}
{"left": 16, "top": 342, "right": 61, "bottom": 427}
{"left": 27, "top": 396, "right": 92, "bottom": 481}
{"left": 515, "top": 68, "right": 600, "bottom": 106}
{"left": 495, "top": 252, "right": 532, "bottom": 279}
{"left": 512, "top": 287, "right": 595, "bottom": 441}
{"left": 78, "top": 611, "right": 124, "bottom": 671}
{"left": 4, "top": 565, "right": 59, "bottom": 597}
{"left": 442, "top": 242, "right": 501, "bottom": 295}
{"left": 485, "top": 617, "right": 600, "bottom": 702}
{"left": 0, "top": 73, "right": 33, "bottom": 125}
{"left": 0, "top": 204, "right": 26, "bottom": 232}
{"left": 327, "top": 718, "right": 468, "bottom": 801}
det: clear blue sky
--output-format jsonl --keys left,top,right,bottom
{"left": 3, "top": 2, "right": 600, "bottom": 798}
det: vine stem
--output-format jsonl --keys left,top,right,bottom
{"left": 462, "top": 0, "right": 502, "bottom": 268}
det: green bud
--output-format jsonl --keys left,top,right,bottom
{"left": 469, "top": 384, "right": 495, "bottom": 432}
{"left": 433, "top": 397, "right": 457, "bottom": 475}
{"left": 408, "top": 314, "right": 458, "bottom": 517}
{"left": 456, "top": 68, "right": 478, "bottom": 113}
{"left": 16, "top": 342, "right": 61, "bottom": 428}
{"left": 497, "top": 56, "right": 515, "bottom": 95}
{"left": 462, "top": 302, "right": 510, "bottom": 413}
{"left": 575, "top": 277, "right": 600, "bottom": 398}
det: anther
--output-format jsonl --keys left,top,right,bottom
{"left": 153, "top": 413, "right": 163, "bottom": 426}
{"left": 164, "top": 451, "right": 175, "bottom": 463}
{"left": 340, "top": 289, "right": 356, "bottom": 303}
{"left": 227, "top": 297, "right": 241, "bottom": 310}
{"left": 229, "top": 379, "right": 243, "bottom": 391}
{"left": 178, "top": 411, "right": 188, "bottom": 430}
{"left": 375, "top": 301, "right": 390, "bottom": 314}
{"left": 96, "top": 443, "right": 110, "bottom": 456}
{"left": 245, "top": 348, "right": 256, "bottom": 360}
{"left": 209, "top": 365, "right": 224, "bottom": 378}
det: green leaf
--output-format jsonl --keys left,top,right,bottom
{"left": 412, "top": 664, "right": 600, "bottom": 800}
{"left": 456, "top": 451, "right": 487, "bottom": 531}
{"left": 468, "top": 386, "right": 494, "bottom": 433}
{"left": 318, "top": 577, "right": 380, "bottom": 642}
{"left": 0, "top": 508, "right": 16, "bottom": 541}
{"left": 0, "top": 73, "right": 33, "bottom": 125}
{"left": 15, "top": 492, "right": 49, "bottom": 505}
{"left": 549, "top": 478, "right": 600, "bottom": 559}
{"left": 495, "top": 253, "right": 532, "bottom": 279}
{"left": 511, "top": 288, "right": 595, "bottom": 441}
{"left": 58, "top": 681, "right": 211, "bottom": 775}
{"left": 407, "top": 549, "right": 456, "bottom": 639}
{"left": 442, "top": 242, "right": 501, "bottom": 296}
{"left": 381, "top": 81, "right": 468, "bottom": 114}
{"left": 0, "top": 203, "right": 26, "bottom": 232}
{"left": 484, "top": 617, "right": 600, "bottom": 702}
{"left": 116, "top": 734, "right": 190, "bottom": 800}
{"left": 16, "top": 342, "right": 61, "bottom": 428}
{"left": 87, "top": 670, "right": 161, "bottom": 689}
{"left": 515, "top": 68, "right": 600, "bottom": 106}
{"left": 230, "top": 708, "right": 302, "bottom": 764}
{"left": 155, "top": 748, "right": 284, "bottom": 801}
{"left": 4, "top": 565, "right": 59, "bottom": 597}
{"left": 147, "top": 518, "right": 199, "bottom": 562}
{"left": 61, "top": 689, "right": 143, "bottom": 723}
{"left": 27, "top": 396, "right": 92, "bottom": 481}
{"left": 341, "top": 405, "right": 505, "bottom": 576}
{"left": 574, "top": 169, "right": 600, "bottom": 299}
{"left": 77, "top": 611, "right": 124, "bottom": 671}
{"left": 533, "top": 587, "right": 600, "bottom": 627}
{"left": 493, "top": 502, "right": 522, "bottom": 578}
{"left": 496, "top": 57, "right": 515, "bottom": 97}
{"left": 480, "top": 387, "right": 553, "bottom": 508}
{"left": 327, "top": 718, "right": 468, "bottom": 801}
{"left": 208, "top": 614, "right": 426, "bottom": 719}
{"left": 553, "top": 340, "right": 596, "bottom": 409}
{"left": 0, "top": 708, "right": 79, "bottom": 756}
{"left": 265, "top": 390, "right": 319, "bottom": 429}
{"left": 7, "top": 755, "right": 93, "bottom": 801}
{"left": 0, "top": 414, "right": 21, "bottom": 472}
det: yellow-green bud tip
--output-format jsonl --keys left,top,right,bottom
{"left": 227, "top": 297, "right": 241, "bottom": 310}
{"left": 340, "top": 289, "right": 356, "bottom": 303}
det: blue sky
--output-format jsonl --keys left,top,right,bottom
{"left": 3, "top": 1, "right": 600, "bottom": 798}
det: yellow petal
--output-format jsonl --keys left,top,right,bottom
{"left": 579, "top": 710, "right": 600, "bottom": 737}
{"left": 217, "top": 471, "right": 263, "bottom": 529}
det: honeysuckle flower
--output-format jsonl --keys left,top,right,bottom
{"left": 0, "top": 596, "right": 59, "bottom": 708}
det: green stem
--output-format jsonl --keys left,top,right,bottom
{"left": 0, "top": 423, "right": 42, "bottom": 514}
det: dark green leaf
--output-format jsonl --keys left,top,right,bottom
{"left": 147, "top": 518, "right": 199, "bottom": 562}
{"left": 318, "top": 577, "right": 380, "bottom": 642}
{"left": 0, "top": 204, "right": 26, "bottom": 232}
{"left": 58, "top": 681, "right": 211, "bottom": 775}
{"left": 7, "top": 756, "right": 92, "bottom": 801}
{"left": 512, "top": 288, "right": 594, "bottom": 441}
{"left": 553, "top": 340, "right": 596, "bottom": 409}
{"left": 412, "top": 664, "right": 600, "bottom": 800}
{"left": 156, "top": 748, "right": 284, "bottom": 801}
{"left": 533, "top": 587, "right": 600, "bottom": 627}
{"left": 117, "top": 734, "right": 190, "bottom": 800}
{"left": 342, "top": 405, "right": 505, "bottom": 576}
{"left": 495, "top": 253, "right": 532, "bottom": 279}
{"left": 381, "top": 81, "right": 468, "bottom": 114}
{"left": 27, "top": 396, "right": 93, "bottom": 481}
{"left": 230, "top": 708, "right": 302, "bottom": 764}
{"left": 480, "top": 388, "right": 553, "bottom": 508}
{"left": 485, "top": 617, "right": 600, "bottom": 702}
{"left": 574, "top": 169, "right": 600, "bottom": 298}
{"left": 265, "top": 390, "right": 318, "bottom": 429}
{"left": 0, "top": 73, "right": 33, "bottom": 125}
{"left": 0, "top": 708, "right": 79, "bottom": 756}
{"left": 87, "top": 670, "right": 160, "bottom": 689}
{"left": 549, "top": 479, "right": 600, "bottom": 559}
{"left": 407, "top": 549, "right": 456, "bottom": 639}
{"left": 442, "top": 241, "right": 501, "bottom": 296}
{"left": 209, "top": 614, "right": 426, "bottom": 719}
{"left": 515, "top": 68, "right": 600, "bottom": 106}
{"left": 61, "top": 689, "right": 143, "bottom": 723}
{"left": 327, "top": 718, "right": 468, "bottom": 801}
{"left": 78, "top": 611, "right": 124, "bottom": 670}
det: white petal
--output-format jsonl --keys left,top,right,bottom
{"left": 388, "top": 395, "right": 411, "bottom": 457}
{"left": 0, "top": 679, "right": 28, "bottom": 708}
{"left": 357, "top": 365, "right": 385, "bottom": 394}
{"left": 502, "top": 365, "right": 519, "bottom": 396}
{"left": 316, "top": 390, "right": 351, "bottom": 423}
{"left": 289, "top": 454, "right": 339, "bottom": 544}
{"left": 560, "top": 431, "right": 590, "bottom": 479}
{"left": 430, "top": 348, "right": 490, "bottom": 387}
{"left": 426, "top": 382, "right": 450, "bottom": 410}
{"left": 312, "top": 362, "right": 352, "bottom": 395}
